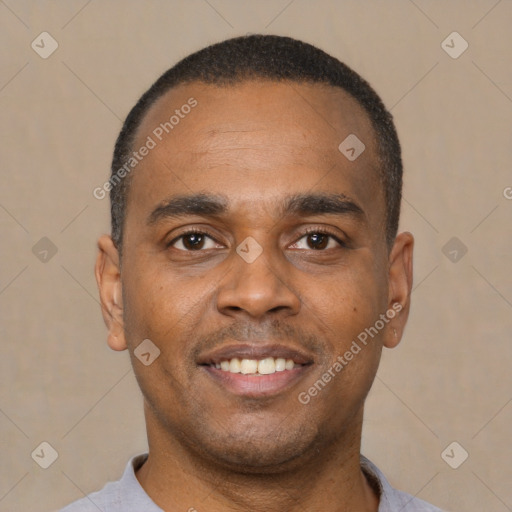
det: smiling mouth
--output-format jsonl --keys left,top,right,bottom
{"left": 206, "top": 357, "right": 304, "bottom": 376}
{"left": 197, "top": 343, "right": 314, "bottom": 396}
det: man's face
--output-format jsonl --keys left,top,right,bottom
{"left": 99, "top": 80, "right": 410, "bottom": 471}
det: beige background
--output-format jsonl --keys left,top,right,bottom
{"left": 1, "top": 1, "right": 511, "bottom": 511}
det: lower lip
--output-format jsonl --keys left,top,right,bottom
{"left": 201, "top": 365, "right": 311, "bottom": 397}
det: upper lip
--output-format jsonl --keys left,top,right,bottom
{"left": 197, "top": 343, "right": 314, "bottom": 366}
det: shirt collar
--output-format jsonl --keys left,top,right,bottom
{"left": 121, "top": 453, "right": 430, "bottom": 512}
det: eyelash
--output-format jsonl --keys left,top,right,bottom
{"left": 167, "top": 226, "right": 346, "bottom": 250}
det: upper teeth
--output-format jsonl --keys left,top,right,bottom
{"left": 214, "top": 357, "right": 296, "bottom": 375}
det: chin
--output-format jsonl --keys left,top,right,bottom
{"left": 189, "top": 422, "right": 319, "bottom": 474}
{"left": 207, "top": 445, "right": 307, "bottom": 475}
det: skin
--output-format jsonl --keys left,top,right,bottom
{"left": 95, "top": 80, "right": 414, "bottom": 512}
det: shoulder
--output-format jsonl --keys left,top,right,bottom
{"left": 381, "top": 488, "right": 446, "bottom": 511}
{"left": 361, "top": 455, "right": 447, "bottom": 512}
{"left": 58, "top": 479, "right": 123, "bottom": 512}
{"left": 57, "top": 454, "right": 151, "bottom": 512}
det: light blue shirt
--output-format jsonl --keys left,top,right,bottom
{"left": 59, "top": 453, "right": 445, "bottom": 511}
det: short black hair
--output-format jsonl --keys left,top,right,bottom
{"left": 110, "top": 34, "right": 402, "bottom": 252}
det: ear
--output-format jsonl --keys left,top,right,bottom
{"left": 95, "top": 235, "right": 127, "bottom": 351}
{"left": 382, "top": 231, "right": 414, "bottom": 349}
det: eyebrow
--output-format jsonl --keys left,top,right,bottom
{"left": 283, "top": 192, "right": 364, "bottom": 219}
{"left": 148, "top": 193, "right": 228, "bottom": 225}
{"left": 147, "top": 192, "right": 365, "bottom": 225}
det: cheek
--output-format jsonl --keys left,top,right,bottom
{"left": 311, "top": 261, "right": 386, "bottom": 403}
{"left": 311, "top": 259, "right": 384, "bottom": 349}
{"left": 121, "top": 268, "right": 206, "bottom": 412}
{"left": 121, "top": 262, "right": 206, "bottom": 350}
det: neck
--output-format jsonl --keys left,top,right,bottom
{"left": 136, "top": 405, "right": 379, "bottom": 512}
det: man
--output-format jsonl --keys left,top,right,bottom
{"left": 61, "top": 35, "right": 444, "bottom": 511}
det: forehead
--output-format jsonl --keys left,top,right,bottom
{"left": 126, "top": 80, "right": 383, "bottom": 228}
{"left": 136, "top": 80, "right": 376, "bottom": 156}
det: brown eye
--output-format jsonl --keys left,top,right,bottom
{"left": 169, "top": 231, "right": 219, "bottom": 251}
{"left": 306, "top": 233, "right": 329, "bottom": 250}
{"left": 182, "top": 233, "right": 206, "bottom": 250}
{"left": 290, "top": 230, "right": 343, "bottom": 251}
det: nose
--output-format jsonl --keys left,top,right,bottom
{"left": 216, "top": 244, "right": 301, "bottom": 320}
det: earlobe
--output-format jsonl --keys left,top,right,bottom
{"left": 383, "top": 232, "right": 414, "bottom": 349}
{"left": 95, "top": 235, "right": 127, "bottom": 351}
